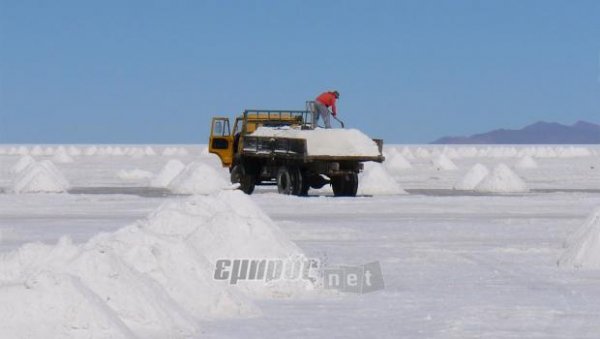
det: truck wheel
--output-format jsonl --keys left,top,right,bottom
{"left": 231, "top": 165, "right": 255, "bottom": 194}
{"left": 332, "top": 172, "right": 358, "bottom": 197}
{"left": 344, "top": 172, "right": 359, "bottom": 196}
{"left": 276, "top": 166, "right": 295, "bottom": 195}
{"left": 296, "top": 169, "right": 310, "bottom": 196}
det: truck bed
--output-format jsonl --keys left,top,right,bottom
{"left": 241, "top": 135, "right": 385, "bottom": 162}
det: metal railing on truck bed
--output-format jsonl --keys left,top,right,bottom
{"left": 242, "top": 110, "right": 314, "bottom": 132}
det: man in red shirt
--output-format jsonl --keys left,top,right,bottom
{"left": 313, "top": 90, "right": 339, "bottom": 128}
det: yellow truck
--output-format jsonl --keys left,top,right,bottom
{"left": 209, "top": 109, "right": 384, "bottom": 196}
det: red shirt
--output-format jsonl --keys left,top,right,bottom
{"left": 316, "top": 92, "right": 337, "bottom": 115}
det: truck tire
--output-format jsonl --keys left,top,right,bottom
{"left": 296, "top": 169, "right": 310, "bottom": 196}
{"left": 331, "top": 172, "right": 358, "bottom": 197}
{"left": 231, "top": 164, "right": 255, "bottom": 194}
{"left": 276, "top": 166, "right": 295, "bottom": 195}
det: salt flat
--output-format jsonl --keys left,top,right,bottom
{"left": 1, "top": 144, "right": 600, "bottom": 338}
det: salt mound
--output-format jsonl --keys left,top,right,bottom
{"left": 176, "top": 148, "right": 189, "bottom": 156}
{"left": 559, "top": 208, "right": 600, "bottom": 268}
{"left": 84, "top": 146, "right": 98, "bottom": 156}
{"left": 358, "top": 163, "right": 407, "bottom": 195}
{"left": 11, "top": 155, "right": 36, "bottom": 174}
{"left": 144, "top": 146, "right": 156, "bottom": 156}
{"left": 52, "top": 148, "right": 74, "bottom": 163}
{"left": 68, "top": 146, "right": 82, "bottom": 156}
{"left": 43, "top": 146, "right": 55, "bottom": 156}
{"left": 117, "top": 169, "right": 154, "bottom": 180}
{"left": 474, "top": 163, "right": 529, "bottom": 193}
{"left": 140, "top": 190, "right": 311, "bottom": 296}
{"left": 0, "top": 233, "right": 250, "bottom": 338}
{"left": 30, "top": 145, "right": 44, "bottom": 156}
{"left": 11, "top": 160, "right": 70, "bottom": 193}
{"left": 515, "top": 155, "right": 538, "bottom": 169}
{"left": 16, "top": 146, "right": 29, "bottom": 155}
{"left": 251, "top": 127, "right": 380, "bottom": 157}
{"left": 168, "top": 162, "right": 229, "bottom": 194}
{"left": 414, "top": 147, "right": 431, "bottom": 158}
{"left": 400, "top": 147, "right": 415, "bottom": 159}
{"left": 162, "top": 147, "right": 177, "bottom": 156}
{"left": 454, "top": 163, "right": 490, "bottom": 191}
{"left": 199, "top": 153, "right": 225, "bottom": 169}
{"left": 0, "top": 190, "right": 307, "bottom": 337}
{"left": 55, "top": 146, "right": 68, "bottom": 157}
{"left": 151, "top": 159, "right": 186, "bottom": 187}
{"left": 443, "top": 147, "right": 460, "bottom": 159}
{"left": 128, "top": 148, "right": 146, "bottom": 158}
{"left": 385, "top": 153, "right": 412, "bottom": 172}
{"left": 431, "top": 154, "right": 458, "bottom": 170}
{"left": 112, "top": 147, "right": 125, "bottom": 156}
{"left": 0, "top": 269, "right": 136, "bottom": 339}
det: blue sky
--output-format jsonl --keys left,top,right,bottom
{"left": 1, "top": 0, "right": 599, "bottom": 143}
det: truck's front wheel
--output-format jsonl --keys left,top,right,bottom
{"left": 331, "top": 172, "right": 358, "bottom": 197}
{"left": 231, "top": 165, "right": 255, "bottom": 194}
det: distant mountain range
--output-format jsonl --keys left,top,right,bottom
{"left": 432, "top": 121, "right": 600, "bottom": 144}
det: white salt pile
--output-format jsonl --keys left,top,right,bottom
{"left": 111, "top": 146, "right": 125, "bottom": 156}
{"left": 443, "top": 147, "right": 460, "bottom": 159}
{"left": 168, "top": 162, "right": 229, "bottom": 194}
{"left": 431, "top": 154, "right": 458, "bottom": 170}
{"left": 11, "top": 155, "right": 36, "bottom": 174}
{"left": 414, "top": 147, "right": 431, "bottom": 158}
{"left": 358, "top": 163, "right": 407, "bottom": 195}
{"left": 453, "top": 163, "right": 490, "bottom": 191}
{"left": 177, "top": 148, "right": 189, "bottom": 156}
{"left": 128, "top": 148, "right": 146, "bottom": 158}
{"left": 55, "top": 146, "right": 68, "bottom": 157}
{"left": 251, "top": 127, "right": 380, "bottom": 157}
{"left": 0, "top": 191, "right": 310, "bottom": 338}
{"left": 11, "top": 160, "right": 70, "bottom": 193}
{"left": 52, "top": 147, "right": 74, "bottom": 163}
{"left": 144, "top": 146, "right": 157, "bottom": 156}
{"left": 43, "top": 146, "right": 55, "bottom": 156}
{"left": 400, "top": 147, "right": 415, "bottom": 159}
{"left": 385, "top": 153, "right": 412, "bottom": 172}
{"left": 84, "top": 145, "right": 98, "bottom": 156}
{"left": 116, "top": 169, "right": 154, "bottom": 180}
{"left": 200, "top": 153, "right": 226, "bottom": 169}
{"left": 16, "top": 146, "right": 29, "bottom": 155}
{"left": 151, "top": 159, "right": 186, "bottom": 187}
{"left": 162, "top": 147, "right": 177, "bottom": 156}
{"left": 515, "top": 155, "right": 538, "bottom": 169}
{"left": 30, "top": 145, "right": 44, "bottom": 156}
{"left": 559, "top": 208, "right": 600, "bottom": 268}
{"left": 68, "top": 146, "right": 82, "bottom": 156}
{"left": 140, "top": 191, "right": 310, "bottom": 296}
{"left": 474, "top": 163, "right": 529, "bottom": 193}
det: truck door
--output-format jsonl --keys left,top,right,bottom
{"left": 209, "top": 117, "right": 234, "bottom": 167}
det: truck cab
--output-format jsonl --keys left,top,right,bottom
{"left": 209, "top": 111, "right": 309, "bottom": 168}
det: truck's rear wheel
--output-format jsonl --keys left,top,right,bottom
{"left": 331, "top": 172, "right": 358, "bottom": 197}
{"left": 297, "top": 170, "right": 310, "bottom": 196}
{"left": 277, "top": 166, "right": 305, "bottom": 195}
{"left": 276, "top": 166, "right": 294, "bottom": 195}
{"left": 231, "top": 164, "right": 255, "bottom": 194}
